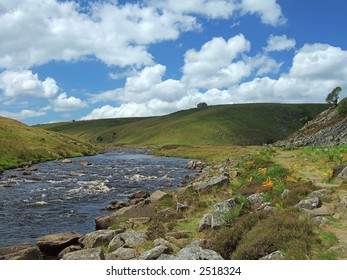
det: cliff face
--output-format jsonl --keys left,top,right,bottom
{"left": 276, "top": 107, "right": 347, "bottom": 147}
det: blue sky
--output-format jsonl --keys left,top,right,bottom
{"left": 0, "top": 0, "right": 346, "bottom": 125}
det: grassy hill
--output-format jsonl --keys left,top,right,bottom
{"left": 0, "top": 116, "right": 101, "bottom": 170}
{"left": 37, "top": 103, "right": 328, "bottom": 146}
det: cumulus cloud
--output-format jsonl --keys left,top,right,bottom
{"left": 0, "top": 70, "right": 59, "bottom": 98}
{"left": 182, "top": 35, "right": 251, "bottom": 89}
{"left": 51, "top": 93, "right": 88, "bottom": 112}
{"left": 0, "top": 109, "right": 46, "bottom": 120}
{"left": 264, "top": 34, "right": 296, "bottom": 52}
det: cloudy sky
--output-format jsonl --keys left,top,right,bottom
{"left": 0, "top": 0, "right": 346, "bottom": 125}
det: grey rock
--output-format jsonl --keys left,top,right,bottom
{"left": 149, "top": 190, "right": 172, "bottom": 203}
{"left": 62, "top": 248, "right": 105, "bottom": 260}
{"left": 281, "top": 189, "right": 290, "bottom": 199}
{"left": 211, "top": 198, "right": 237, "bottom": 229}
{"left": 303, "top": 205, "right": 334, "bottom": 217}
{"left": 128, "top": 190, "right": 150, "bottom": 200}
{"left": 340, "top": 195, "right": 347, "bottom": 208}
{"left": 36, "top": 231, "right": 81, "bottom": 257}
{"left": 0, "top": 245, "right": 43, "bottom": 260}
{"left": 108, "top": 235, "right": 125, "bottom": 253}
{"left": 177, "top": 241, "right": 223, "bottom": 260}
{"left": 57, "top": 245, "right": 82, "bottom": 259}
{"left": 107, "top": 247, "right": 136, "bottom": 260}
{"left": 95, "top": 199, "right": 157, "bottom": 230}
{"left": 79, "top": 230, "right": 119, "bottom": 249}
{"left": 165, "top": 230, "right": 193, "bottom": 239}
{"left": 247, "top": 193, "right": 264, "bottom": 210}
{"left": 337, "top": 166, "right": 347, "bottom": 179}
{"left": 121, "top": 230, "right": 147, "bottom": 248}
{"left": 198, "top": 213, "right": 212, "bottom": 232}
{"left": 311, "top": 216, "right": 328, "bottom": 225}
{"left": 140, "top": 245, "right": 170, "bottom": 260}
{"left": 191, "top": 176, "right": 229, "bottom": 191}
{"left": 157, "top": 254, "right": 177, "bottom": 260}
{"left": 177, "top": 203, "right": 189, "bottom": 212}
{"left": 296, "top": 197, "right": 322, "bottom": 210}
{"left": 260, "top": 250, "right": 284, "bottom": 260}
{"left": 187, "top": 160, "right": 206, "bottom": 170}
{"left": 308, "top": 189, "right": 331, "bottom": 200}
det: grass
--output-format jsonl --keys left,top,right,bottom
{"left": 37, "top": 103, "right": 328, "bottom": 146}
{"left": 0, "top": 116, "right": 101, "bottom": 169}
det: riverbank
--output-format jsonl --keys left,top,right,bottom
{"left": 2, "top": 145, "right": 346, "bottom": 260}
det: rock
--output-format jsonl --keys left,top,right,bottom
{"left": 22, "top": 171, "right": 32, "bottom": 176}
{"left": 157, "top": 254, "right": 177, "bottom": 260}
{"left": 165, "top": 230, "right": 193, "bottom": 239}
{"left": 259, "top": 250, "right": 284, "bottom": 260}
{"left": 8, "top": 174, "right": 17, "bottom": 178}
{"left": 107, "top": 247, "right": 136, "bottom": 260}
{"left": 36, "top": 231, "right": 81, "bottom": 257}
{"left": 57, "top": 245, "right": 82, "bottom": 259}
{"left": 296, "top": 197, "right": 322, "bottom": 210}
{"left": 80, "top": 161, "right": 92, "bottom": 166}
{"left": 198, "top": 213, "right": 212, "bottom": 232}
{"left": 62, "top": 159, "right": 73, "bottom": 163}
{"left": 149, "top": 190, "right": 171, "bottom": 203}
{"left": 187, "top": 160, "right": 206, "bottom": 170}
{"left": 120, "top": 230, "right": 147, "bottom": 248}
{"left": 108, "top": 235, "right": 125, "bottom": 253}
{"left": 302, "top": 205, "right": 334, "bottom": 217}
{"left": 139, "top": 245, "right": 170, "bottom": 260}
{"left": 337, "top": 166, "right": 347, "bottom": 179}
{"left": 128, "top": 190, "right": 150, "bottom": 200}
{"left": 281, "top": 189, "right": 290, "bottom": 199}
{"left": 62, "top": 248, "right": 105, "bottom": 260}
{"left": 129, "top": 217, "right": 151, "bottom": 227}
{"left": 79, "top": 230, "right": 119, "bottom": 249}
{"left": 106, "top": 201, "right": 130, "bottom": 211}
{"left": 31, "top": 201, "right": 48, "bottom": 206}
{"left": 95, "top": 199, "right": 157, "bottom": 230}
{"left": 339, "top": 196, "right": 347, "bottom": 208}
{"left": 128, "top": 198, "right": 145, "bottom": 205}
{"left": 177, "top": 241, "right": 223, "bottom": 260}
{"left": 191, "top": 176, "right": 229, "bottom": 191}
{"left": 0, "top": 243, "right": 43, "bottom": 260}
{"left": 211, "top": 198, "right": 237, "bottom": 229}
{"left": 247, "top": 193, "right": 264, "bottom": 210}
{"left": 311, "top": 216, "right": 328, "bottom": 225}
{"left": 177, "top": 203, "right": 188, "bottom": 212}
{"left": 308, "top": 189, "right": 331, "bottom": 199}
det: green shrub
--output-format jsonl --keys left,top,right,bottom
{"left": 337, "top": 97, "right": 347, "bottom": 117}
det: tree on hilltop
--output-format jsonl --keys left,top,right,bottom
{"left": 326, "top": 86, "right": 342, "bottom": 106}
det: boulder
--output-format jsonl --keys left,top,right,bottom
{"left": 57, "top": 245, "right": 82, "bottom": 259}
{"left": 198, "top": 213, "right": 212, "bottom": 232}
{"left": 157, "top": 254, "right": 177, "bottom": 260}
{"left": 0, "top": 243, "right": 43, "bottom": 260}
{"left": 247, "top": 193, "right": 264, "bottom": 210}
{"left": 95, "top": 199, "right": 157, "bottom": 229}
{"left": 139, "top": 245, "right": 170, "bottom": 260}
{"left": 308, "top": 189, "right": 331, "bottom": 200}
{"left": 259, "top": 250, "right": 284, "bottom": 260}
{"left": 107, "top": 247, "right": 136, "bottom": 260}
{"left": 337, "top": 166, "right": 347, "bottom": 179}
{"left": 191, "top": 176, "right": 229, "bottom": 191}
{"left": 128, "top": 190, "right": 150, "bottom": 200}
{"left": 36, "top": 231, "right": 81, "bottom": 257}
{"left": 149, "top": 190, "right": 171, "bottom": 203}
{"left": 211, "top": 198, "right": 237, "bottom": 229}
{"left": 177, "top": 203, "right": 188, "bottom": 212}
{"left": 296, "top": 197, "right": 322, "bottom": 210}
{"left": 121, "top": 230, "right": 147, "bottom": 248}
{"left": 79, "top": 230, "right": 119, "bottom": 249}
{"left": 165, "top": 230, "right": 193, "bottom": 239}
{"left": 62, "top": 159, "right": 73, "bottom": 163}
{"left": 61, "top": 248, "right": 105, "bottom": 260}
{"left": 108, "top": 235, "right": 125, "bottom": 253}
{"left": 177, "top": 240, "right": 223, "bottom": 260}
{"left": 187, "top": 160, "right": 206, "bottom": 170}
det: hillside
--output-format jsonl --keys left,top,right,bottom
{"left": 0, "top": 116, "right": 101, "bottom": 170}
{"left": 276, "top": 106, "right": 347, "bottom": 147}
{"left": 37, "top": 103, "right": 328, "bottom": 146}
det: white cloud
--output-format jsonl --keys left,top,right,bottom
{"left": 0, "top": 109, "right": 46, "bottom": 120}
{"left": 182, "top": 35, "right": 251, "bottom": 89}
{"left": 241, "top": 0, "right": 287, "bottom": 26}
{"left": 51, "top": 92, "right": 88, "bottom": 112}
{"left": 0, "top": 70, "right": 59, "bottom": 98}
{"left": 264, "top": 34, "right": 296, "bottom": 52}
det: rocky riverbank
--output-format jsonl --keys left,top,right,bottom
{"left": 2, "top": 153, "right": 347, "bottom": 260}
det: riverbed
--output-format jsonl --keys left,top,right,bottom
{"left": 0, "top": 149, "right": 196, "bottom": 247}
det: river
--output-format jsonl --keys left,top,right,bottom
{"left": 0, "top": 149, "right": 196, "bottom": 247}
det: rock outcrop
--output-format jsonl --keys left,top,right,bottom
{"left": 276, "top": 107, "right": 347, "bottom": 147}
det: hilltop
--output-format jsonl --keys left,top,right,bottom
{"left": 0, "top": 116, "right": 101, "bottom": 170}
{"left": 37, "top": 103, "right": 328, "bottom": 146}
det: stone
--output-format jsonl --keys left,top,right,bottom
{"left": 128, "top": 198, "right": 145, "bottom": 205}
{"left": 61, "top": 248, "right": 105, "bottom": 260}
{"left": 149, "top": 190, "right": 171, "bottom": 203}
{"left": 281, "top": 189, "right": 290, "bottom": 199}
{"left": 62, "top": 159, "right": 73, "bottom": 163}
{"left": 187, "top": 160, "right": 206, "bottom": 170}
{"left": 339, "top": 196, "right": 347, "bottom": 208}
{"left": 296, "top": 197, "right": 322, "bottom": 210}
{"left": 120, "top": 230, "right": 147, "bottom": 248}
{"left": 107, "top": 247, "right": 136, "bottom": 260}
{"left": 57, "top": 245, "right": 82, "bottom": 259}
{"left": 191, "top": 176, "right": 229, "bottom": 191}
{"left": 211, "top": 198, "right": 237, "bottom": 229}
{"left": 157, "top": 254, "right": 177, "bottom": 260}
{"left": 303, "top": 205, "right": 334, "bottom": 217}
{"left": 177, "top": 241, "right": 223, "bottom": 260}
{"left": 198, "top": 213, "right": 212, "bottom": 232}
{"left": 259, "top": 250, "right": 284, "bottom": 260}
{"left": 95, "top": 199, "right": 157, "bottom": 229}
{"left": 308, "top": 189, "right": 331, "bottom": 200}
{"left": 128, "top": 190, "right": 150, "bottom": 200}
{"left": 247, "top": 193, "right": 264, "bottom": 210}
{"left": 79, "top": 230, "right": 119, "bottom": 249}
{"left": 129, "top": 217, "right": 151, "bottom": 227}
{"left": 108, "top": 235, "right": 125, "bottom": 253}
{"left": 337, "top": 166, "right": 347, "bottom": 179}
{"left": 177, "top": 203, "right": 188, "bottom": 212}
{"left": 80, "top": 161, "right": 92, "bottom": 166}
{"left": 311, "top": 216, "right": 328, "bottom": 225}
{"left": 0, "top": 243, "right": 43, "bottom": 260}
{"left": 139, "top": 245, "right": 170, "bottom": 260}
{"left": 36, "top": 231, "right": 81, "bottom": 257}
{"left": 165, "top": 230, "right": 193, "bottom": 239}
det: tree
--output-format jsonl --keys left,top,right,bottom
{"left": 326, "top": 86, "right": 342, "bottom": 106}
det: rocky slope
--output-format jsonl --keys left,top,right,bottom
{"left": 276, "top": 107, "right": 347, "bottom": 147}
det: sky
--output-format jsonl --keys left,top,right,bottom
{"left": 0, "top": 0, "right": 347, "bottom": 125}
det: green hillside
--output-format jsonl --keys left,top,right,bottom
{"left": 0, "top": 116, "right": 101, "bottom": 170}
{"left": 37, "top": 103, "right": 328, "bottom": 146}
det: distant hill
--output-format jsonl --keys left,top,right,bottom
{"left": 0, "top": 116, "right": 100, "bottom": 170}
{"left": 37, "top": 103, "right": 328, "bottom": 147}
{"left": 276, "top": 106, "right": 347, "bottom": 147}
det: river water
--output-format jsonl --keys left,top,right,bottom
{"left": 0, "top": 149, "right": 196, "bottom": 247}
